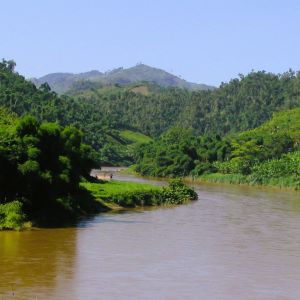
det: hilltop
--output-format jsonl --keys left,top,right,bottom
{"left": 31, "top": 64, "right": 214, "bottom": 94}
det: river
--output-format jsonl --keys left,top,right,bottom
{"left": 1, "top": 170, "right": 300, "bottom": 299}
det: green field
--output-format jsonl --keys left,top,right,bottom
{"left": 81, "top": 180, "right": 161, "bottom": 200}
{"left": 119, "top": 130, "right": 152, "bottom": 144}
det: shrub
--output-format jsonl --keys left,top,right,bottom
{"left": 213, "top": 158, "right": 252, "bottom": 175}
{"left": 250, "top": 151, "right": 300, "bottom": 186}
{"left": 0, "top": 201, "right": 25, "bottom": 230}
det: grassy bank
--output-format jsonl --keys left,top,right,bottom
{"left": 0, "top": 179, "right": 197, "bottom": 230}
{"left": 81, "top": 179, "right": 197, "bottom": 209}
{"left": 186, "top": 173, "right": 300, "bottom": 190}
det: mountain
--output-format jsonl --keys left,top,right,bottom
{"left": 31, "top": 64, "right": 214, "bottom": 94}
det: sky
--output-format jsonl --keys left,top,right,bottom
{"left": 1, "top": 0, "right": 300, "bottom": 86}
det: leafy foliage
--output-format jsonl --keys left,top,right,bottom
{"left": 0, "top": 109, "right": 98, "bottom": 223}
{"left": 134, "top": 127, "right": 230, "bottom": 177}
{"left": 0, "top": 201, "right": 25, "bottom": 230}
{"left": 250, "top": 151, "right": 300, "bottom": 185}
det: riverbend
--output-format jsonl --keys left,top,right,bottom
{"left": 1, "top": 170, "right": 300, "bottom": 299}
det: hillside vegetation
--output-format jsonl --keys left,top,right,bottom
{"left": 133, "top": 108, "right": 300, "bottom": 189}
{"left": 68, "top": 70, "right": 300, "bottom": 138}
{"left": 0, "top": 60, "right": 152, "bottom": 165}
{"left": 2, "top": 59, "right": 300, "bottom": 170}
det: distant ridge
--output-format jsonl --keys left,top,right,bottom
{"left": 31, "top": 64, "right": 214, "bottom": 94}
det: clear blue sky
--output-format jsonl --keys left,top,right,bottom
{"left": 1, "top": 0, "right": 300, "bottom": 86}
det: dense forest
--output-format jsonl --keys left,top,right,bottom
{"left": 133, "top": 108, "right": 300, "bottom": 189}
{"left": 68, "top": 69, "right": 300, "bottom": 137}
{"left": 0, "top": 60, "right": 151, "bottom": 165}
{"left": 0, "top": 106, "right": 102, "bottom": 227}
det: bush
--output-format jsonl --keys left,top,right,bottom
{"left": 0, "top": 201, "right": 25, "bottom": 230}
{"left": 213, "top": 158, "right": 252, "bottom": 175}
{"left": 164, "top": 179, "right": 198, "bottom": 203}
{"left": 250, "top": 151, "right": 300, "bottom": 186}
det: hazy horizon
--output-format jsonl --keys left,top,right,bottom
{"left": 2, "top": 0, "right": 300, "bottom": 86}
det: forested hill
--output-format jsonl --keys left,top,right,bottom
{"left": 32, "top": 64, "right": 214, "bottom": 94}
{"left": 69, "top": 70, "right": 300, "bottom": 137}
{"left": 2, "top": 59, "right": 300, "bottom": 165}
{"left": 0, "top": 60, "right": 151, "bottom": 165}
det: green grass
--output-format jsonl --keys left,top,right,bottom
{"left": 190, "top": 172, "right": 300, "bottom": 190}
{"left": 257, "top": 176, "right": 300, "bottom": 189}
{"left": 81, "top": 180, "right": 161, "bottom": 200}
{"left": 119, "top": 130, "right": 152, "bottom": 144}
{"left": 197, "top": 173, "right": 249, "bottom": 185}
{"left": 81, "top": 179, "right": 197, "bottom": 208}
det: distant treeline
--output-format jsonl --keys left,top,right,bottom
{"left": 69, "top": 69, "right": 300, "bottom": 137}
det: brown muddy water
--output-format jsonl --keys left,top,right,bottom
{"left": 1, "top": 170, "right": 300, "bottom": 299}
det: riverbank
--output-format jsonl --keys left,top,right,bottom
{"left": 122, "top": 166, "right": 300, "bottom": 191}
{"left": 0, "top": 179, "right": 197, "bottom": 230}
{"left": 184, "top": 173, "right": 300, "bottom": 191}
{"left": 82, "top": 178, "right": 197, "bottom": 209}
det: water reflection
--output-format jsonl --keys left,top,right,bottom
{"left": 0, "top": 229, "right": 77, "bottom": 299}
